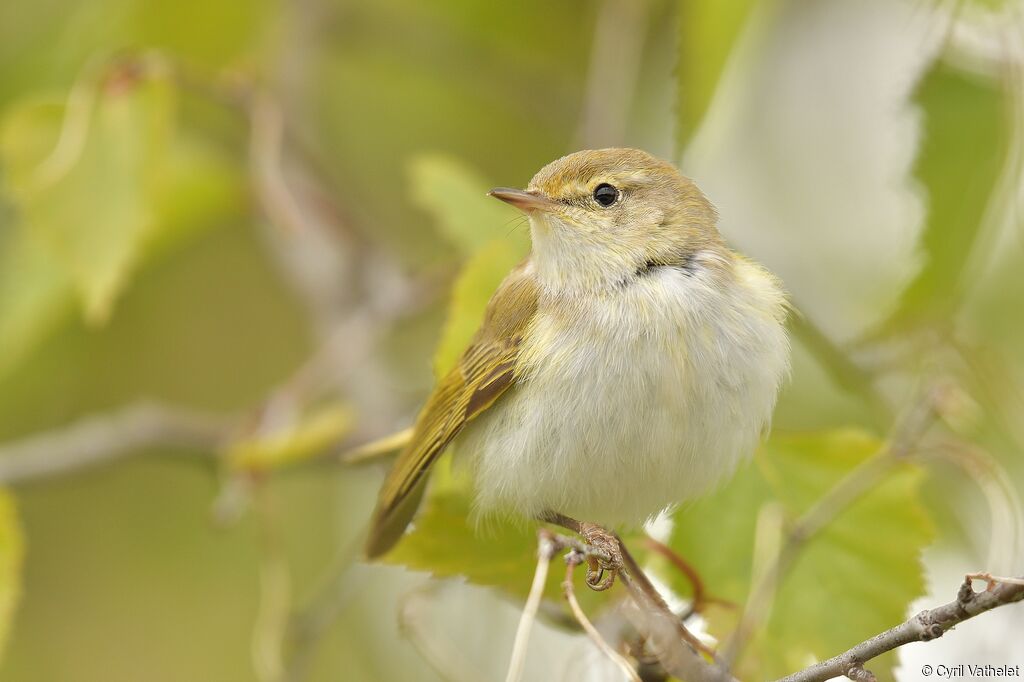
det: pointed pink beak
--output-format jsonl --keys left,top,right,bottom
{"left": 488, "top": 187, "right": 556, "bottom": 213}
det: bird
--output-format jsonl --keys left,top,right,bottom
{"left": 365, "top": 147, "right": 790, "bottom": 562}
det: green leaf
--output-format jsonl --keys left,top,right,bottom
{"left": 147, "top": 128, "right": 246, "bottom": 255}
{"left": 226, "top": 403, "right": 354, "bottom": 473}
{"left": 433, "top": 238, "right": 528, "bottom": 377}
{"left": 675, "top": 0, "right": 764, "bottom": 151}
{"left": 386, "top": 456, "right": 546, "bottom": 598}
{"left": 882, "top": 60, "right": 1009, "bottom": 330}
{"left": 406, "top": 154, "right": 530, "bottom": 377}
{"left": 0, "top": 92, "right": 240, "bottom": 378}
{"left": 408, "top": 154, "right": 524, "bottom": 255}
{"left": 0, "top": 220, "right": 73, "bottom": 378}
{"left": 0, "top": 71, "right": 176, "bottom": 324}
{"left": 665, "top": 430, "right": 933, "bottom": 681}
{"left": 0, "top": 490, "right": 24, "bottom": 661}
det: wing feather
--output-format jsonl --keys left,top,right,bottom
{"left": 365, "top": 262, "right": 538, "bottom": 558}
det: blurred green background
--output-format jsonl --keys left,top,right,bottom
{"left": 0, "top": 0, "right": 1022, "bottom": 680}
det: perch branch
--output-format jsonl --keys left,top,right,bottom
{"left": 775, "top": 573, "right": 1024, "bottom": 682}
{"left": 563, "top": 550, "right": 642, "bottom": 682}
{"left": 844, "top": 663, "right": 877, "bottom": 682}
{"left": 540, "top": 513, "right": 737, "bottom": 682}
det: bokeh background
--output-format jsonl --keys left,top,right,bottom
{"left": 0, "top": 0, "right": 1022, "bottom": 680}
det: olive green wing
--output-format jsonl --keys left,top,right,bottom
{"left": 365, "top": 263, "right": 539, "bottom": 558}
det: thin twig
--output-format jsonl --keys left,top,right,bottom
{"left": 618, "top": 537, "right": 714, "bottom": 658}
{"left": 930, "top": 440, "right": 1024, "bottom": 573}
{"left": 251, "top": 485, "right": 291, "bottom": 682}
{"left": 563, "top": 551, "right": 642, "bottom": 682}
{"left": 774, "top": 574, "right": 1024, "bottom": 682}
{"left": 0, "top": 402, "right": 232, "bottom": 484}
{"left": 281, "top": 538, "right": 365, "bottom": 682}
{"left": 250, "top": 90, "right": 307, "bottom": 235}
{"left": 786, "top": 309, "right": 890, "bottom": 430}
{"left": 339, "top": 427, "right": 413, "bottom": 465}
{"left": 505, "top": 531, "right": 557, "bottom": 682}
{"left": 643, "top": 536, "right": 735, "bottom": 618}
{"left": 966, "top": 572, "right": 1024, "bottom": 588}
{"left": 725, "top": 501, "right": 786, "bottom": 662}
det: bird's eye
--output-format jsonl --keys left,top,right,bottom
{"left": 592, "top": 183, "right": 619, "bottom": 207}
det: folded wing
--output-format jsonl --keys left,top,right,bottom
{"left": 365, "top": 262, "right": 539, "bottom": 558}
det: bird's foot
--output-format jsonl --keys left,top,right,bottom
{"left": 577, "top": 522, "right": 623, "bottom": 591}
{"left": 538, "top": 511, "right": 624, "bottom": 592}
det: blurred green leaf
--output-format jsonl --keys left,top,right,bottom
{"left": 433, "top": 238, "right": 528, "bottom": 377}
{"left": 386, "top": 454, "right": 618, "bottom": 613}
{"left": 963, "top": 0, "right": 1015, "bottom": 9}
{"left": 676, "top": 0, "right": 763, "bottom": 151}
{"left": 883, "top": 61, "right": 1009, "bottom": 330}
{"left": 147, "top": 129, "right": 246, "bottom": 254}
{"left": 408, "top": 154, "right": 522, "bottom": 255}
{"left": 226, "top": 403, "right": 354, "bottom": 473}
{"left": 665, "top": 430, "right": 933, "bottom": 681}
{"left": 406, "top": 154, "right": 529, "bottom": 377}
{"left": 0, "top": 69, "right": 175, "bottom": 324}
{"left": 0, "top": 100, "right": 241, "bottom": 378}
{"left": 0, "top": 490, "right": 23, "bottom": 662}
{"left": 385, "top": 456, "right": 547, "bottom": 599}
{"left": 127, "top": 0, "right": 278, "bottom": 68}
{"left": 0, "top": 221, "right": 73, "bottom": 378}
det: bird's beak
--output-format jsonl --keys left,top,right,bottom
{"left": 488, "top": 187, "right": 556, "bottom": 213}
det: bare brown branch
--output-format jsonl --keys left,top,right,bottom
{"left": 775, "top": 574, "right": 1024, "bottom": 682}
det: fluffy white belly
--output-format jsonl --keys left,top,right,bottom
{"left": 456, "top": 256, "right": 789, "bottom": 528}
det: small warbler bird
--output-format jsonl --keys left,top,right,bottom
{"left": 366, "top": 148, "right": 789, "bottom": 559}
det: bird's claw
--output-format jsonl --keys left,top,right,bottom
{"left": 579, "top": 522, "right": 623, "bottom": 592}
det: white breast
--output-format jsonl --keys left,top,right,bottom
{"left": 456, "top": 252, "right": 789, "bottom": 528}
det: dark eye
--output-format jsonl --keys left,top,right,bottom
{"left": 593, "top": 183, "right": 619, "bottom": 207}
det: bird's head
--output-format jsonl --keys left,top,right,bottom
{"left": 489, "top": 148, "right": 723, "bottom": 292}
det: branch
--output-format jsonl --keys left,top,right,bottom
{"left": 0, "top": 402, "right": 232, "bottom": 484}
{"left": 563, "top": 550, "right": 642, "bottom": 682}
{"left": 643, "top": 535, "right": 735, "bottom": 618}
{"left": 574, "top": 0, "right": 648, "bottom": 148}
{"left": 775, "top": 574, "right": 1024, "bottom": 682}
{"left": 540, "top": 513, "right": 737, "bottom": 682}
{"left": 504, "top": 531, "right": 557, "bottom": 682}
{"left": 251, "top": 486, "right": 291, "bottom": 682}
